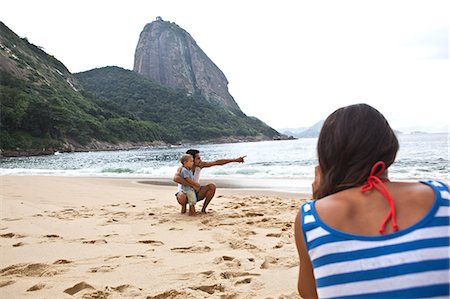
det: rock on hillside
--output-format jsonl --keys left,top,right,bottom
{"left": 134, "top": 17, "right": 240, "bottom": 111}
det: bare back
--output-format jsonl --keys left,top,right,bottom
{"left": 315, "top": 181, "right": 435, "bottom": 236}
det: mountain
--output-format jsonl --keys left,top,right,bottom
{"left": 278, "top": 120, "right": 324, "bottom": 138}
{"left": 0, "top": 21, "right": 278, "bottom": 156}
{"left": 75, "top": 66, "right": 278, "bottom": 144}
{"left": 395, "top": 125, "right": 448, "bottom": 134}
{"left": 0, "top": 21, "right": 122, "bottom": 154}
{"left": 134, "top": 17, "right": 240, "bottom": 111}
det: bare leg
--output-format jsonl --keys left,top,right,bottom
{"left": 176, "top": 192, "right": 187, "bottom": 213}
{"left": 197, "top": 184, "right": 216, "bottom": 213}
{"left": 189, "top": 204, "right": 196, "bottom": 216}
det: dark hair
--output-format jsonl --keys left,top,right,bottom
{"left": 316, "top": 104, "right": 399, "bottom": 198}
{"left": 186, "top": 149, "right": 200, "bottom": 158}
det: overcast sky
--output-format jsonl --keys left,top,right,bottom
{"left": 1, "top": 0, "right": 449, "bottom": 131}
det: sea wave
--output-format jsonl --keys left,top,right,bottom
{"left": 0, "top": 134, "right": 448, "bottom": 184}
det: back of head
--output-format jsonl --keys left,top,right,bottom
{"left": 316, "top": 103, "right": 399, "bottom": 198}
{"left": 186, "top": 149, "right": 199, "bottom": 158}
{"left": 180, "top": 154, "right": 192, "bottom": 165}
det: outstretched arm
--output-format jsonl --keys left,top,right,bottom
{"left": 199, "top": 156, "right": 246, "bottom": 168}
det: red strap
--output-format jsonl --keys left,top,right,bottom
{"left": 360, "top": 161, "right": 398, "bottom": 234}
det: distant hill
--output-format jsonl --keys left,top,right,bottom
{"left": 279, "top": 121, "right": 448, "bottom": 139}
{"left": 395, "top": 125, "right": 448, "bottom": 134}
{"left": 0, "top": 21, "right": 278, "bottom": 156}
{"left": 278, "top": 120, "right": 324, "bottom": 138}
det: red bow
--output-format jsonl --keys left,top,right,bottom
{"left": 360, "top": 161, "right": 398, "bottom": 234}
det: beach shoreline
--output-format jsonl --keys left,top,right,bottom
{"left": 0, "top": 176, "right": 308, "bottom": 298}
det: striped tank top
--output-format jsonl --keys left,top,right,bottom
{"left": 300, "top": 180, "right": 450, "bottom": 299}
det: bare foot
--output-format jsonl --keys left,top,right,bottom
{"left": 188, "top": 204, "right": 196, "bottom": 216}
{"left": 181, "top": 203, "right": 187, "bottom": 214}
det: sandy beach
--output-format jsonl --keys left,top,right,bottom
{"left": 0, "top": 176, "right": 309, "bottom": 298}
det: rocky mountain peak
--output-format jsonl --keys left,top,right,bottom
{"left": 133, "top": 18, "right": 240, "bottom": 111}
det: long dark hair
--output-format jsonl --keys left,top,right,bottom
{"left": 316, "top": 104, "right": 399, "bottom": 198}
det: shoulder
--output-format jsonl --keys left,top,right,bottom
{"left": 315, "top": 191, "right": 355, "bottom": 219}
{"left": 389, "top": 181, "right": 435, "bottom": 205}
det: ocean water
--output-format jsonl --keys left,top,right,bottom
{"left": 1, "top": 133, "right": 448, "bottom": 188}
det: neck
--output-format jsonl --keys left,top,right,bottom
{"left": 379, "top": 170, "right": 389, "bottom": 181}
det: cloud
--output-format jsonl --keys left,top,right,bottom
{"left": 402, "top": 27, "right": 449, "bottom": 59}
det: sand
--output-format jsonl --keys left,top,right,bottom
{"left": 0, "top": 176, "right": 309, "bottom": 298}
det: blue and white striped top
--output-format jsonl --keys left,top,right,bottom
{"left": 300, "top": 180, "right": 450, "bottom": 299}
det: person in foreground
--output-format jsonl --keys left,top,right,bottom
{"left": 294, "top": 103, "right": 450, "bottom": 299}
{"left": 173, "top": 149, "right": 246, "bottom": 214}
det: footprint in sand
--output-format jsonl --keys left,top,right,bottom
{"left": 228, "top": 239, "right": 258, "bottom": 250}
{"left": 125, "top": 254, "right": 146, "bottom": 259}
{"left": 266, "top": 233, "right": 282, "bottom": 238}
{"left": 107, "top": 218, "right": 120, "bottom": 223}
{"left": 260, "top": 256, "right": 299, "bottom": 269}
{"left": 273, "top": 242, "right": 284, "bottom": 249}
{"left": 213, "top": 256, "right": 242, "bottom": 268}
{"left": 235, "top": 278, "right": 252, "bottom": 285}
{"left": 147, "top": 289, "right": 187, "bottom": 299}
{"left": 260, "top": 257, "right": 277, "bottom": 269}
{"left": 44, "top": 234, "right": 61, "bottom": 239}
{"left": 0, "top": 263, "right": 65, "bottom": 277}
{"left": 103, "top": 233, "right": 119, "bottom": 237}
{"left": 64, "top": 281, "right": 94, "bottom": 295}
{"left": 245, "top": 212, "right": 265, "bottom": 217}
{"left": 189, "top": 284, "right": 225, "bottom": 295}
{"left": 1, "top": 218, "right": 22, "bottom": 222}
{"left": 45, "top": 208, "right": 93, "bottom": 220}
{"left": 0, "top": 280, "right": 15, "bottom": 287}
{"left": 138, "top": 240, "right": 164, "bottom": 246}
{"left": 88, "top": 265, "right": 118, "bottom": 273}
{"left": 281, "top": 223, "right": 293, "bottom": 232}
{"left": 235, "top": 229, "right": 257, "bottom": 237}
{"left": 200, "top": 270, "right": 215, "bottom": 277}
{"left": 27, "top": 283, "right": 46, "bottom": 292}
{"left": 1, "top": 233, "right": 15, "bottom": 238}
{"left": 170, "top": 246, "right": 212, "bottom": 253}
{"left": 169, "top": 227, "right": 183, "bottom": 231}
{"left": 1, "top": 232, "right": 25, "bottom": 238}
{"left": 109, "top": 284, "right": 135, "bottom": 292}
{"left": 104, "top": 256, "right": 121, "bottom": 262}
{"left": 82, "top": 239, "right": 107, "bottom": 244}
{"left": 53, "top": 259, "right": 72, "bottom": 265}
{"left": 220, "top": 271, "right": 261, "bottom": 279}
{"left": 82, "top": 290, "right": 112, "bottom": 299}
{"left": 12, "top": 242, "right": 25, "bottom": 247}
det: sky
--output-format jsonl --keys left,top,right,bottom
{"left": 1, "top": 0, "right": 449, "bottom": 131}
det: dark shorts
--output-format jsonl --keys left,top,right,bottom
{"left": 175, "top": 187, "right": 205, "bottom": 202}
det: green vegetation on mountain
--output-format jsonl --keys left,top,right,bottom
{"left": 75, "top": 66, "right": 278, "bottom": 144}
{"left": 0, "top": 21, "right": 278, "bottom": 156}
